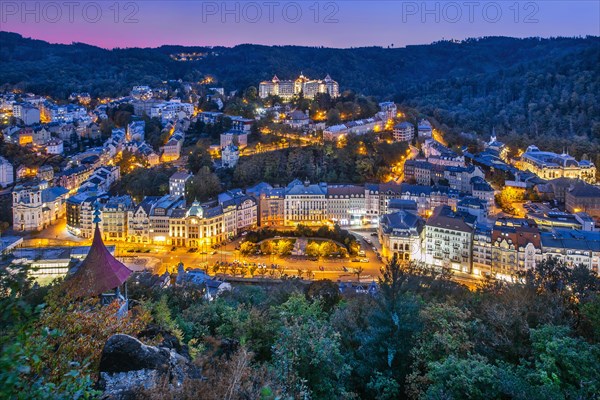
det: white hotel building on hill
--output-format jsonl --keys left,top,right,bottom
{"left": 259, "top": 74, "right": 339, "bottom": 100}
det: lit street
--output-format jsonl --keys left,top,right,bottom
{"left": 18, "top": 220, "right": 484, "bottom": 288}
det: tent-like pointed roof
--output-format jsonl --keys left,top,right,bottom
{"left": 67, "top": 225, "right": 132, "bottom": 297}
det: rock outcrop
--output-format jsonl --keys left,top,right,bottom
{"left": 98, "top": 334, "right": 201, "bottom": 400}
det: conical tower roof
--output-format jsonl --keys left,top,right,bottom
{"left": 67, "top": 225, "right": 132, "bottom": 297}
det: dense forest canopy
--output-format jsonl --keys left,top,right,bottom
{"left": 1, "top": 32, "right": 599, "bottom": 145}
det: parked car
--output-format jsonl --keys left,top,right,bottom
{"left": 360, "top": 258, "right": 369, "bottom": 263}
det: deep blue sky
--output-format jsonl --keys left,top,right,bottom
{"left": 2, "top": 1, "right": 599, "bottom": 48}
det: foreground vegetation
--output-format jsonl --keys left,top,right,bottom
{"left": 2, "top": 256, "right": 599, "bottom": 399}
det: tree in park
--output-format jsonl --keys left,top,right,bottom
{"left": 239, "top": 241, "right": 256, "bottom": 255}
{"left": 305, "top": 241, "right": 320, "bottom": 258}
{"left": 354, "top": 265, "right": 364, "bottom": 282}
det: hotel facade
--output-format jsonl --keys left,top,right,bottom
{"left": 259, "top": 74, "right": 339, "bottom": 100}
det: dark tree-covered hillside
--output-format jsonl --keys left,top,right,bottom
{"left": 1, "top": 32, "right": 599, "bottom": 150}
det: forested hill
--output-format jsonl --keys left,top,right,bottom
{"left": 1, "top": 32, "right": 599, "bottom": 144}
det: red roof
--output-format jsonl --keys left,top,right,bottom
{"left": 67, "top": 225, "right": 132, "bottom": 297}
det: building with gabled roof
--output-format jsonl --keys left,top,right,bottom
{"left": 127, "top": 196, "right": 161, "bottom": 244}
{"left": 489, "top": 217, "right": 542, "bottom": 279}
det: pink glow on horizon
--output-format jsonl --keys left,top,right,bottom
{"left": 1, "top": 1, "right": 598, "bottom": 49}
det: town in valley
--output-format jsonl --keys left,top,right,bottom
{"left": 2, "top": 75, "right": 598, "bottom": 289}
{"left": 1, "top": 21, "right": 600, "bottom": 399}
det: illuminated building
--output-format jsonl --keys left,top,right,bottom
{"left": 470, "top": 177, "right": 495, "bottom": 212}
{"left": 220, "top": 131, "right": 248, "bottom": 149}
{"left": 39, "top": 101, "right": 87, "bottom": 123}
{"left": 169, "top": 171, "right": 192, "bottom": 197}
{"left": 443, "top": 165, "right": 485, "bottom": 193}
{"left": 541, "top": 229, "right": 600, "bottom": 274}
{"left": 0, "top": 157, "right": 14, "bottom": 187}
{"left": 100, "top": 195, "right": 134, "bottom": 242}
{"left": 127, "top": 120, "right": 146, "bottom": 142}
{"left": 565, "top": 182, "right": 600, "bottom": 219}
{"left": 521, "top": 146, "right": 596, "bottom": 183}
{"left": 423, "top": 205, "right": 476, "bottom": 274}
{"left": 422, "top": 139, "right": 465, "bottom": 167}
{"left": 149, "top": 100, "right": 194, "bottom": 122}
{"left": 326, "top": 185, "right": 366, "bottom": 226}
{"left": 323, "top": 116, "right": 384, "bottom": 141}
{"left": 217, "top": 190, "right": 258, "bottom": 233}
{"left": 259, "top": 73, "right": 339, "bottom": 100}
{"left": 169, "top": 201, "right": 226, "bottom": 248}
{"left": 46, "top": 139, "right": 64, "bottom": 155}
{"left": 58, "top": 165, "right": 95, "bottom": 192}
{"left": 490, "top": 218, "right": 543, "bottom": 280}
{"left": 285, "top": 110, "right": 310, "bottom": 129}
{"left": 148, "top": 195, "right": 186, "bottom": 243}
{"left": 12, "top": 181, "right": 69, "bottom": 231}
{"left": 127, "top": 197, "right": 158, "bottom": 244}
{"left": 379, "top": 210, "right": 424, "bottom": 262}
{"left": 160, "top": 130, "right": 184, "bottom": 162}
{"left": 12, "top": 103, "right": 40, "bottom": 125}
{"left": 485, "top": 132, "right": 508, "bottom": 161}
{"left": 378, "top": 102, "right": 397, "bottom": 121}
{"left": 472, "top": 226, "right": 492, "bottom": 277}
{"left": 417, "top": 119, "right": 433, "bottom": 138}
{"left": 36, "top": 165, "right": 54, "bottom": 182}
{"left": 246, "top": 183, "right": 285, "bottom": 227}
{"left": 284, "top": 179, "right": 328, "bottom": 226}
{"left": 259, "top": 188, "right": 285, "bottom": 227}
{"left": 221, "top": 144, "right": 240, "bottom": 168}
{"left": 130, "top": 85, "right": 153, "bottom": 101}
{"left": 393, "top": 121, "right": 415, "bottom": 142}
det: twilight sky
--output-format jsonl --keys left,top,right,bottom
{"left": 2, "top": 1, "right": 599, "bottom": 48}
